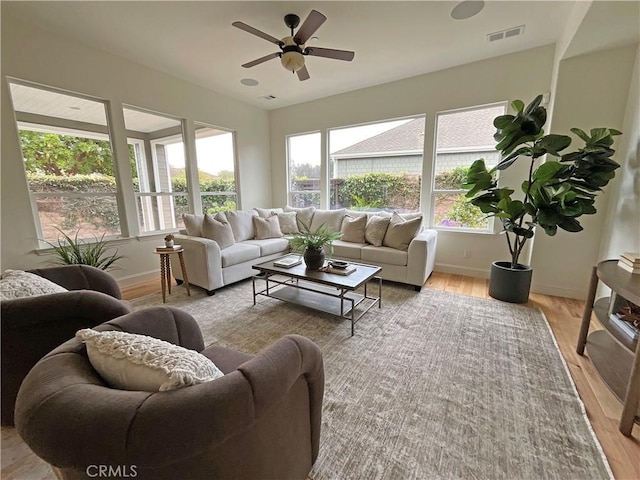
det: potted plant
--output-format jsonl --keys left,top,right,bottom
{"left": 289, "top": 222, "right": 342, "bottom": 270}
{"left": 43, "top": 229, "right": 124, "bottom": 271}
{"left": 164, "top": 234, "right": 175, "bottom": 248}
{"left": 463, "top": 95, "right": 621, "bottom": 303}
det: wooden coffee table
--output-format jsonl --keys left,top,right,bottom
{"left": 252, "top": 256, "right": 382, "bottom": 336}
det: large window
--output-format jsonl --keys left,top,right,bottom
{"left": 432, "top": 103, "right": 506, "bottom": 231}
{"left": 123, "top": 107, "right": 188, "bottom": 233}
{"left": 329, "top": 117, "right": 424, "bottom": 211}
{"left": 287, "top": 132, "right": 321, "bottom": 207}
{"left": 9, "top": 81, "right": 122, "bottom": 243}
{"left": 194, "top": 123, "right": 237, "bottom": 214}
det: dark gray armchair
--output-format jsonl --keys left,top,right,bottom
{"left": 15, "top": 306, "right": 324, "bottom": 480}
{"left": 1, "top": 265, "right": 131, "bottom": 425}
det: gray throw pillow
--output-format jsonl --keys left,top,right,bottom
{"left": 383, "top": 212, "right": 422, "bottom": 251}
{"left": 277, "top": 211, "right": 300, "bottom": 234}
{"left": 340, "top": 214, "right": 367, "bottom": 243}
{"left": 365, "top": 216, "right": 391, "bottom": 247}
{"left": 254, "top": 215, "right": 284, "bottom": 239}
{"left": 202, "top": 213, "right": 235, "bottom": 249}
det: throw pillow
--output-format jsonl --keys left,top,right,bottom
{"left": 0, "top": 270, "right": 68, "bottom": 301}
{"left": 340, "top": 214, "right": 367, "bottom": 243}
{"left": 254, "top": 207, "right": 284, "bottom": 218}
{"left": 76, "top": 329, "right": 223, "bottom": 392}
{"left": 202, "top": 213, "right": 235, "bottom": 249}
{"left": 284, "top": 206, "right": 315, "bottom": 231}
{"left": 277, "top": 211, "right": 300, "bottom": 234}
{"left": 183, "top": 214, "right": 204, "bottom": 237}
{"left": 364, "top": 216, "right": 391, "bottom": 247}
{"left": 224, "top": 210, "right": 257, "bottom": 242}
{"left": 310, "top": 209, "right": 346, "bottom": 234}
{"left": 254, "top": 215, "right": 284, "bottom": 239}
{"left": 383, "top": 212, "right": 422, "bottom": 251}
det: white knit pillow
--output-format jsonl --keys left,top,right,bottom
{"left": 76, "top": 329, "right": 223, "bottom": 391}
{"left": 0, "top": 270, "right": 67, "bottom": 300}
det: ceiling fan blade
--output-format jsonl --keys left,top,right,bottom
{"left": 293, "top": 10, "right": 326, "bottom": 45}
{"left": 241, "top": 52, "right": 280, "bottom": 68}
{"left": 232, "top": 21, "right": 282, "bottom": 46}
{"left": 304, "top": 47, "right": 355, "bottom": 62}
{"left": 297, "top": 65, "right": 310, "bottom": 81}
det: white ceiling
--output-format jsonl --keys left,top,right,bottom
{"left": 3, "top": 1, "right": 639, "bottom": 111}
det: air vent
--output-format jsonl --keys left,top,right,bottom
{"left": 487, "top": 25, "right": 524, "bottom": 42}
{"left": 259, "top": 95, "right": 277, "bottom": 100}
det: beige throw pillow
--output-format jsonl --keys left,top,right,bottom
{"left": 277, "top": 211, "right": 300, "bottom": 234}
{"left": 310, "top": 209, "right": 346, "bottom": 234}
{"left": 284, "top": 206, "right": 315, "bottom": 231}
{"left": 340, "top": 214, "right": 367, "bottom": 243}
{"left": 202, "top": 213, "right": 235, "bottom": 249}
{"left": 76, "top": 329, "right": 223, "bottom": 392}
{"left": 365, "top": 216, "right": 391, "bottom": 247}
{"left": 0, "top": 270, "right": 68, "bottom": 301}
{"left": 183, "top": 214, "right": 204, "bottom": 237}
{"left": 254, "top": 207, "right": 284, "bottom": 218}
{"left": 225, "top": 210, "right": 257, "bottom": 241}
{"left": 383, "top": 212, "right": 422, "bottom": 251}
{"left": 254, "top": 215, "right": 283, "bottom": 239}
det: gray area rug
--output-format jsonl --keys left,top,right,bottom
{"left": 133, "top": 280, "right": 611, "bottom": 480}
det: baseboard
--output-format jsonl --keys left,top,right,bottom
{"left": 434, "top": 263, "right": 490, "bottom": 279}
{"left": 530, "top": 282, "right": 585, "bottom": 300}
{"left": 115, "top": 269, "right": 158, "bottom": 288}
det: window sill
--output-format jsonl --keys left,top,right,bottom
{"left": 431, "top": 226, "right": 495, "bottom": 235}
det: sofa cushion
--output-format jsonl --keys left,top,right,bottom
{"left": 331, "top": 240, "right": 365, "bottom": 260}
{"left": 310, "top": 209, "right": 345, "bottom": 234}
{"left": 253, "top": 215, "right": 283, "bottom": 239}
{"left": 0, "top": 270, "right": 68, "bottom": 300}
{"left": 202, "top": 214, "right": 235, "bottom": 249}
{"left": 277, "top": 211, "right": 300, "bottom": 234}
{"left": 76, "top": 329, "right": 223, "bottom": 392}
{"left": 383, "top": 212, "right": 422, "bottom": 251}
{"left": 340, "top": 214, "right": 367, "bottom": 243}
{"left": 220, "top": 243, "right": 261, "bottom": 267}
{"left": 284, "top": 206, "right": 315, "bottom": 231}
{"left": 244, "top": 238, "right": 290, "bottom": 257}
{"left": 361, "top": 245, "right": 408, "bottom": 267}
{"left": 254, "top": 207, "right": 284, "bottom": 218}
{"left": 365, "top": 216, "right": 391, "bottom": 247}
{"left": 225, "top": 210, "right": 257, "bottom": 242}
{"left": 183, "top": 214, "right": 204, "bottom": 237}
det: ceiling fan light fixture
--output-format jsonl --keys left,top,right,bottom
{"left": 281, "top": 50, "right": 305, "bottom": 73}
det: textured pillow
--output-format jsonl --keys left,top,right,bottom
{"left": 254, "top": 215, "right": 283, "bottom": 239}
{"left": 254, "top": 207, "right": 284, "bottom": 218}
{"left": 183, "top": 214, "right": 204, "bottom": 237}
{"left": 202, "top": 213, "right": 235, "bottom": 249}
{"left": 383, "top": 212, "right": 422, "bottom": 251}
{"left": 340, "top": 214, "right": 367, "bottom": 243}
{"left": 0, "top": 270, "right": 68, "bottom": 301}
{"left": 76, "top": 329, "right": 223, "bottom": 392}
{"left": 365, "top": 216, "right": 391, "bottom": 247}
{"left": 277, "top": 211, "right": 300, "bottom": 234}
{"left": 225, "top": 210, "right": 257, "bottom": 241}
{"left": 284, "top": 206, "right": 316, "bottom": 231}
{"left": 310, "top": 209, "right": 346, "bottom": 234}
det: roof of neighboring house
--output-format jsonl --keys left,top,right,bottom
{"left": 436, "top": 105, "right": 503, "bottom": 149}
{"left": 331, "top": 117, "right": 425, "bottom": 157}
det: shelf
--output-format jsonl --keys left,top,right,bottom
{"left": 269, "top": 285, "right": 364, "bottom": 317}
{"left": 593, "top": 297, "right": 638, "bottom": 351}
{"left": 586, "top": 330, "right": 640, "bottom": 423}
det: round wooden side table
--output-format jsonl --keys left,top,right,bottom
{"left": 154, "top": 247, "right": 191, "bottom": 303}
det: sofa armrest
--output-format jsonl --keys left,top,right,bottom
{"left": 28, "top": 265, "right": 123, "bottom": 299}
{"left": 170, "top": 234, "right": 224, "bottom": 291}
{"left": 406, "top": 229, "right": 438, "bottom": 288}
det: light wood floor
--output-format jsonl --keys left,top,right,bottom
{"left": 2, "top": 272, "right": 639, "bottom": 479}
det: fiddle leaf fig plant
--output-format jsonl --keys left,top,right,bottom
{"left": 463, "top": 95, "right": 621, "bottom": 269}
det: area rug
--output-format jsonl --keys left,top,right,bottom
{"left": 133, "top": 280, "right": 612, "bottom": 480}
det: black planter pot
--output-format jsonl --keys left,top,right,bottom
{"left": 488, "top": 261, "right": 533, "bottom": 304}
{"left": 303, "top": 247, "right": 325, "bottom": 270}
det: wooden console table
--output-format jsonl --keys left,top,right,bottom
{"left": 577, "top": 259, "right": 640, "bottom": 436}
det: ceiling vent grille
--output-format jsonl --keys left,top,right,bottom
{"left": 487, "top": 25, "right": 525, "bottom": 42}
{"left": 259, "top": 95, "right": 277, "bottom": 100}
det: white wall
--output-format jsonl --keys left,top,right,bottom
{"left": 269, "top": 45, "right": 556, "bottom": 280}
{"left": 1, "top": 14, "right": 272, "bottom": 285}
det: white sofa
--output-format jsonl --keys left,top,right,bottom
{"left": 170, "top": 207, "right": 437, "bottom": 295}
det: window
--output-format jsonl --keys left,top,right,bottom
{"left": 9, "top": 81, "right": 122, "bottom": 243}
{"left": 329, "top": 117, "right": 424, "bottom": 211}
{"left": 287, "top": 132, "right": 321, "bottom": 208}
{"left": 194, "top": 123, "right": 237, "bottom": 214}
{"left": 123, "top": 107, "right": 188, "bottom": 233}
{"left": 432, "top": 103, "right": 506, "bottom": 231}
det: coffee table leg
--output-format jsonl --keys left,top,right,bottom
{"left": 378, "top": 276, "right": 382, "bottom": 308}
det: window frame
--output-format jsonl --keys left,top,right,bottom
{"left": 286, "top": 131, "right": 322, "bottom": 208}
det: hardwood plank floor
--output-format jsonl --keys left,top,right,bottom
{"left": 2, "top": 272, "right": 638, "bottom": 479}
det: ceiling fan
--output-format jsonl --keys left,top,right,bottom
{"left": 232, "top": 10, "right": 355, "bottom": 81}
